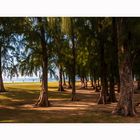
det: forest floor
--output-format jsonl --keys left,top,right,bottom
{"left": 0, "top": 82, "right": 140, "bottom": 123}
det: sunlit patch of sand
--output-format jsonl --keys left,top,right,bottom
{"left": 0, "top": 105, "right": 15, "bottom": 109}
{"left": 20, "top": 99, "right": 98, "bottom": 112}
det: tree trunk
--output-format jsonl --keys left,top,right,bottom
{"left": 35, "top": 17, "right": 49, "bottom": 107}
{"left": 80, "top": 77, "right": 85, "bottom": 89}
{"left": 112, "top": 18, "right": 136, "bottom": 116}
{"left": 137, "top": 80, "right": 140, "bottom": 89}
{"left": 112, "top": 53, "right": 136, "bottom": 116}
{"left": 68, "top": 76, "right": 72, "bottom": 88}
{"left": 58, "top": 65, "right": 64, "bottom": 91}
{"left": 0, "top": 72, "right": 5, "bottom": 92}
{"left": 97, "top": 79, "right": 101, "bottom": 89}
{"left": 108, "top": 70, "right": 117, "bottom": 102}
{"left": 117, "top": 82, "right": 120, "bottom": 93}
{"left": 98, "top": 32, "right": 108, "bottom": 104}
{"left": 92, "top": 70, "right": 96, "bottom": 90}
{"left": 98, "top": 66, "right": 108, "bottom": 104}
{"left": 85, "top": 77, "right": 88, "bottom": 88}
{"left": 63, "top": 71, "right": 67, "bottom": 86}
{"left": 108, "top": 17, "right": 118, "bottom": 102}
{"left": 95, "top": 79, "right": 100, "bottom": 92}
{"left": 71, "top": 18, "right": 77, "bottom": 101}
{"left": 113, "top": 17, "right": 120, "bottom": 93}
{"left": 0, "top": 46, "right": 6, "bottom": 92}
{"left": 90, "top": 77, "right": 95, "bottom": 89}
{"left": 90, "top": 79, "right": 94, "bottom": 88}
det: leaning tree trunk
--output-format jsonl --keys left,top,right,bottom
{"left": 58, "top": 65, "right": 64, "bottom": 91}
{"left": 35, "top": 17, "right": 49, "bottom": 107}
{"left": 0, "top": 46, "right": 5, "bottom": 92}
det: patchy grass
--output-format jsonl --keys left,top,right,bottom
{"left": 0, "top": 82, "right": 140, "bottom": 123}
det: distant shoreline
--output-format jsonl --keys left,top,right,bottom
{"left": 3, "top": 78, "right": 57, "bottom": 83}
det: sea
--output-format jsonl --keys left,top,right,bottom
{"left": 3, "top": 77, "right": 57, "bottom": 83}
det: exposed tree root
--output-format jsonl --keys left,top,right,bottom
{"left": 34, "top": 91, "right": 50, "bottom": 107}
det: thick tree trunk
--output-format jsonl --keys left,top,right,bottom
{"left": 0, "top": 46, "right": 5, "bottom": 92}
{"left": 112, "top": 54, "right": 136, "bottom": 116}
{"left": 112, "top": 18, "right": 136, "bottom": 116}
{"left": 35, "top": 18, "right": 49, "bottom": 107}
{"left": 58, "top": 65, "right": 64, "bottom": 91}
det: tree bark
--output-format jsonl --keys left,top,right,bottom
{"left": 58, "top": 65, "right": 64, "bottom": 91}
{"left": 67, "top": 76, "right": 72, "bottom": 88}
{"left": 112, "top": 53, "right": 136, "bottom": 116}
{"left": 108, "top": 68, "right": 117, "bottom": 102}
{"left": 90, "top": 79, "right": 94, "bottom": 87}
{"left": 63, "top": 71, "right": 67, "bottom": 86}
{"left": 98, "top": 31, "right": 108, "bottom": 104}
{"left": 71, "top": 18, "right": 77, "bottom": 101}
{"left": 0, "top": 46, "right": 6, "bottom": 92}
{"left": 95, "top": 79, "right": 100, "bottom": 92}
{"left": 93, "top": 70, "right": 97, "bottom": 90}
{"left": 112, "top": 18, "right": 136, "bottom": 116}
{"left": 137, "top": 80, "right": 140, "bottom": 89}
{"left": 80, "top": 77, "right": 85, "bottom": 89}
{"left": 98, "top": 64, "right": 108, "bottom": 104}
{"left": 113, "top": 17, "right": 120, "bottom": 93}
{"left": 90, "top": 77, "right": 95, "bottom": 89}
{"left": 108, "top": 17, "right": 118, "bottom": 102}
{"left": 85, "top": 77, "right": 88, "bottom": 88}
{"left": 35, "top": 17, "right": 49, "bottom": 107}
